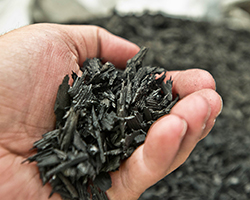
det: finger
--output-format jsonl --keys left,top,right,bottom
{"left": 192, "top": 89, "right": 223, "bottom": 139}
{"left": 166, "top": 92, "right": 213, "bottom": 174}
{"left": 107, "top": 115, "right": 187, "bottom": 200}
{"left": 62, "top": 25, "right": 140, "bottom": 68}
{"left": 166, "top": 69, "right": 216, "bottom": 98}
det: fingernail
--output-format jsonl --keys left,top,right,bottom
{"left": 202, "top": 123, "right": 206, "bottom": 130}
{"left": 181, "top": 119, "right": 188, "bottom": 139}
{"left": 202, "top": 96, "right": 222, "bottom": 132}
{"left": 202, "top": 105, "right": 211, "bottom": 131}
{"left": 216, "top": 96, "right": 223, "bottom": 118}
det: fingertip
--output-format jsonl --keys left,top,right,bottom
{"left": 143, "top": 115, "right": 188, "bottom": 173}
{"left": 170, "top": 93, "right": 211, "bottom": 141}
{"left": 148, "top": 114, "right": 187, "bottom": 141}
{"left": 198, "top": 89, "right": 223, "bottom": 118}
{"left": 200, "top": 69, "right": 216, "bottom": 90}
{"left": 196, "top": 89, "right": 223, "bottom": 139}
{"left": 171, "top": 69, "right": 216, "bottom": 98}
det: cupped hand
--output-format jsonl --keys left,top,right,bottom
{"left": 0, "top": 24, "right": 222, "bottom": 200}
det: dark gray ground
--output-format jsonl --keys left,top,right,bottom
{"left": 80, "top": 13, "right": 250, "bottom": 200}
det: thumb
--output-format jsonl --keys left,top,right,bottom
{"left": 61, "top": 25, "right": 140, "bottom": 68}
{"left": 107, "top": 115, "right": 187, "bottom": 200}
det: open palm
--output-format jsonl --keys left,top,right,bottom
{"left": 0, "top": 24, "right": 222, "bottom": 200}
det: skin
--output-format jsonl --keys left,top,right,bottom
{"left": 0, "top": 24, "right": 222, "bottom": 200}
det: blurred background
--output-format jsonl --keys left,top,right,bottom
{"left": 2, "top": 0, "right": 250, "bottom": 199}
{"left": 3, "top": 0, "right": 250, "bottom": 34}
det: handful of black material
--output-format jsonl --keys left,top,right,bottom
{"left": 26, "top": 47, "right": 178, "bottom": 200}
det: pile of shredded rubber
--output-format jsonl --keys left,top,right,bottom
{"left": 26, "top": 47, "right": 178, "bottom": 200}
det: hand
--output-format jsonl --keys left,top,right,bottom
{"left": 0, "top": 24, "right": 222, "bottom": 200}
